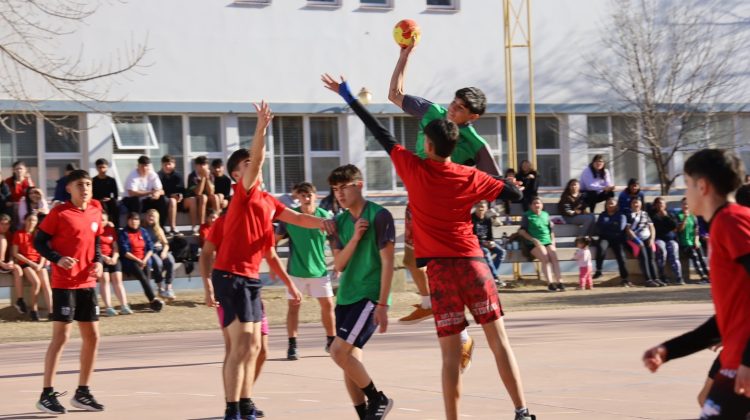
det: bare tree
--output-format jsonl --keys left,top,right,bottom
{"left": 587, "top": 0, "right": 745, "bottom": 194}
{"left": 0, "top": 0, "right": 147, "bottom": 131}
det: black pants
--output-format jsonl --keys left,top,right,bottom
{"left": 595, "top": 237, "right": 629, "bottom": 279}
{"left": 684, "top": 246, "right": 710, "bottom": 278}
{"left": 633, "top": 242, "right": 659, "bottom": 281}
{"left": 98, "top": 199, "right": 120, "bottom": 229}
{"left": 122, "top": 260, "right": 155, "bottom": 301}
{"left": 582, "top": 190, "right": 615, "bottom": 213}
{"left": 122, "top": 196, "right": 168, "bottom": 227}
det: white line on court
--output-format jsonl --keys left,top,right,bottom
{"left": 397, "top": 407, "right": 421, "bottom": 412}
{"left": 135, "top": 391, "right": 160, "bottom": 395}
{"left": 297, "top": 399, "right": 320, "bottom": 402}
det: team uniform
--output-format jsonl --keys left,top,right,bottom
{"left": 276, "top": 206, "right": 334, "bottom": 299}
{"left": 13, "top": 230, "right": 42, "bottom": 269}
{"left": 37, "top": 201, "right": 103, "bottom": 323}
{"left": 211, "top": 182, "right": 285, "bottom": 328}
{"left": 100, "top": 224, "right": 121, "bottom": 273}
{"left": 331, "top": 202, "right": 395, "bottom": 348}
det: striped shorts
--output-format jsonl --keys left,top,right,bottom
{"left": 334, "top": 299, "right": 378, "bottom": 349}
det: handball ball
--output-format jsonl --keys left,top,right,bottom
{"left": 393, "top": 19, "right": 421, "bottom": 48}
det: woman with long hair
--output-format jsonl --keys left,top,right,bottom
{"left": 12, "top": 213, "right": 51, "bottom": 321}
{"left": 518, "top": 196, "right": 564, "bottom": 291}
{"left": 579, "top": 155, "right": 615, "bottom": 213}
{"left": 17, "top": 187, "right": 49, "bottom": 229}
{"left": 557, "top": 179, "right": 595, "bottom": 236}
{"left": 99, "top": 212, "right": 132, "bottom": 316}
{"left": 144, "top": 209, "right": 176, "bottom": 300}
{"left": 118, "top": 212, "right": 164, "bottom": 312}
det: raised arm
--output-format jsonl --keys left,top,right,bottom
{"left": 388, "top": 43, "right": 415, "bottom": 109}
{"left": 242, "top": 101, "right": 273, "bottom": 191}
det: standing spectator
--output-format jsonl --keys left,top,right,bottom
{"left": 518, "top": 196, "right": 564, "bottom": 291}
{"left": 676, "top": 198, "right": 710, "bottom": 283}
{"left": 157, "top": 155, "right": 186, "bottom": 237}
{"left": 118, "top": 212, "right": 164, "bottom": 312}
{"left": 51, "top": 163, "right": 77, "bottom": 205}
{"left": 13, "top": 213, "right": 52, "bottom": 321}
{"left": 516, "top": 160, "right": 538, "bottom": 212}
{"left": 143, "top": 209, "right": 176, "bottom": 301}
{"left": 651, "top": 197, "right": 684, "bottom": 285}
{"left": 0, "top": 174, "right": 10, "bottom": 216}
{"left": 210, "top": 158, "right": 232, "bottom": 207}
{"left": 502, "top": 168, "right": 517, "bottom": 220}
{"left": 5, "top": 160, "right": 35, "bottom": 203}
{"left": 185, "top": 156, "right": 214, "bottom": 235}
{"left": 471, "top": 200, "right": 507, "bottom": 287}
{"left": 580, "top": 155, "right": 616, "bottom": 213}
{"left": 92, "top": 159, "right": 119, "bottom": 228}
{"left": 17, "top": 187, "right": 50, "bottom": 230}
{"left": 618, "top": 178, "right": 645, "bottom": 214}
{"left": 574, "top": 237, "right": 593, "bottom": 290}
{"left": 625, "top": 198, "right": 663, "bottom": 287}
{"left": 98, "top": 212, "right": 131, "bottom": 316}
{"left": 557, "top": 179, "right": 595, "bottom": 236}
{"left": 594, "top": 197, "right": 631, "bottom": 286}
{"left": 122, "top": 156, "right": 167, "bottom": 226}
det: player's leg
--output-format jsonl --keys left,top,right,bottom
{"left": 309, "top": 275, "right": 336, "bottom": 351}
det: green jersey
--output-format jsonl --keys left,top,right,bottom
{"left": 415, "top": 104, "right": 490, "bottom": 164}
{"left": 677, "top": 211, "right": 697, "bottom": 247}
{"left": 522, "top": 210, "right": 552, "bottom": 245}
{"left": 282, "top": 206, "right": 332, "bottom": 278}
{"left": 333, "top": 201, "right": 395, "bottom": 306}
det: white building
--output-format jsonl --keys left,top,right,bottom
{"left": 1, "top": 0, "right": 749, "bottom": 196}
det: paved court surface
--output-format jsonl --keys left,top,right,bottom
{"left": 0, "top": 303, "right": 717, "bottom": 419}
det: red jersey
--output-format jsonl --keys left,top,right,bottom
{"left": 13, "top": 230, "right": 41, "bottom": 263}
{"left": 213, "top": 182, "right": 285, "bottom": 279}
{"left": 100, "top": 225, "right": 117, "bottom": 257}
{"left": 199, "top": 222, "right": 212, "bottom": 246}
{"left": 124, "top": 229, "right": 147, "bottom": 259}
{"left": 38, "top": 201, "right": 103, "bottom": 289}
{"left": 709, "top": 203, "right": 750, "bottom": 370}
{"left": 5, "top": 177, "right": 33, "bottom": 202}
{"left": 206, "top": 216, "right": 226, "bottom": 249}
{"left": 390, "top": 144, "right": 504, "bottom": 259}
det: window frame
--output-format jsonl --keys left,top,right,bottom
{"left": 306, "top": 0, "right": 341, "bottom": 8}
{"left": 426, "top": 0, "right": 459, "bottom": 11}
{"left": 111, "top": 116, "right": 159, "bottom": 151}
{"left": 359, "top": 0, "right": 393, "bottom": 8}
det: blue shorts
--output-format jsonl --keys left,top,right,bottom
{"left": 211, "top": 269, "right": 262, "bottom": 328}
{"left": 335, "top": 299, "right": 378, "bottom": 349}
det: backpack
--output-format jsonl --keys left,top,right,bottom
{"left": 168, "top": 236, "right": 195, "bottom": 275}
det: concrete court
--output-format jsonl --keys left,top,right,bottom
{"left": 0, "top": 303, "right": 718, "bottom": 420}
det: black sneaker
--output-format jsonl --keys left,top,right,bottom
{"left": 150, "top": 298, "right": 164, "bottom": 312}
{"left": 248, "top": 398, "right": 264, "bottom": 418}
{"left": 365, "top": 391, "right": 393, "bottom": 419}
{"left": 556, "top": 283, "right": 566, "bottom": 291}
{"left": 698, "top": 277, "right": 710, "bottom": 284}
{"left": 14, "top": 298, "right": 27, "bottom": 314}
{"left": 71, "top": 390, "right": 104, "bottom": 411}
{"left": 547, "top": 284, "right": 557, "bottom": 292}
{"left": 592, "top": 270, "right": 602, "bottom": 279}
{"left": 514, "top": 409, "right": 536, "bottom": 420}
{"left": 287, "top": 345, "right": 298, "bottom": 361}
{"left": 30, "top": 310, "right": 40, "bottom": 322}
{"left": 644, "top": 280, "right": 660, "bottom": 287}
{"left": 37, "top": 390, "right": 67, "bottom": 414}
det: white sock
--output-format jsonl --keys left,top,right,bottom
{"left": 460, "top": 329, "right": 469, "bottom": 344}
{"left": 420, "top": 295, "right": 432, "bottom": 309}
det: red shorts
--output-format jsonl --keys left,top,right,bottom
{"left": 426, "top": 258, "right": 503, "bottom": 337}
{"left": 404, "top": 204, "right": 414, "bottom": 248}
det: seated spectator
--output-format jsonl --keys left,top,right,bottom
{"left": 0, "top": 214, "right": 22, "bottom": 312}
{"left": 5, "top": 160, "right": 34, "bottom": 204}
{"left": 0, "top": 176, "right": 10, "bottom": 216}
{"left": 17, "top": 187, "right": 49, "bottom": 230}
{"left": 210, "top": 158, "right": 232, "bottom": 207}
{"left": 319, "top": 187, "right": 343, "bottom": 216}
{"left": 122, "top": 155, "right": 167, "bottom": 227}
{"left": 157, "top": 155, "right": 186, "bottom": 237}
{"left": 118, "top": 212, "right": 164, "bottom": 312}
{"left": 594, "top": 197, "right": 631, "bottom": 286}
{"left": 143, "top": 209, "right": 176, "bottom": 301}
{"left": 650, "top": 197, "right": 684, "bottom": 285}
{"left": 93, "top": 158, "right": 120, "bottom": 228}
{"left": 697, "top": 215, "right": 709, "bottom": 255}
{"left": 676, "top": 198, "right": 710, "bottom": 283}
{"left": 52, "top": 163, "right": 78, "bottom": 205}
{"left": 12, "top": 213, "right": 51, "bottom": 321}
{"left": 471, "top": 200, "right": 507, "bottom": 287}
{"left": 199, "top": 209, "right": 220, "bottom": 247}
{"left": 557, "top": 179, "right": 595, "bottom": 236}
{"left": 185, "top": 156, "right": 216, "bottom": 235}
{"left": 518, "top": 196, "right": 564, "bottom": 291}
{"left": 618, "top": 178, "right": 645, "bottom": 214}
{"left": 625, "top": 198, "right": 663, "bottom": 287}
{"left": 99, "top": 212, "right": 131, "bottom": 316}
{"left": 580, "top": 154, "right": 615, "bottom": 213}
{"left": 517, "top": 160, "right": 538, "bottom": 212}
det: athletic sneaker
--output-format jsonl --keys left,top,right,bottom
{"left": 165, "top": 289, "right": 176, "bottom": 300}
{"left": 287, "top": 345, "right": 298, "bottom": 361}
{"left": 514, "top": 409, "right": 536, "bottom": 420}
{"left": 698, "top": 277, "right": 710, "bottom": 284}
{"left": 14, "top": 297, "right": 27, "bottom": 314}
{"left": 30, "top": 310, "right": 40, "bottom": 322}
{"left": 621, "top": 279, "right": 633, "bottom": 287}
{"left": 592, "top": 270, "right": 603, "bottom": 279}
{"left": 644, "top": 280, "right": 661, "bottom": 287}
{"left": 495, "top": 277, "right": 507, "bottom": 288}
{"left": 365, "top": 391, "right": 393, "bottom": 420}
{"left": 120, "top": 304, "right": 134, "bottom": 315}
{"left": 150, "top": 298, "right": 164, "bottom": 312}
{"left": 460, "top": 335, "right": 475, "bottom": 374}
{"left": 224, "top": 412, "right": 241, "bottom": 420}
{"left": 547, "top": 284, "right": 557, "bottom": 292}
{"left": 556, "top": 283, "right": 566, "bottom": 291}
{"left": 248, "top": 399, "right": 264, "bottom": 418}
{"left": 71, "top": 390, "right": 104, "bottom": 411}
{"left": 398, "top": 304, "right": 433, "bottom": 324}
{"left": 192, "top": 226, "right": 201, "bottom": 236}
{"left": 104, "top": 307, "right": 118, "bottom": 317}
{"left": 37, "top": 390, "right": 67, "bottom": 414}
{"left": 158, "top": 289, "right": 169, "bottom": 299}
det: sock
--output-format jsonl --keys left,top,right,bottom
{"left": 226, "top": 401, "right": 239, "bottom": 415}
{"left": 288, "top": 337, "right": 297, "bottom": 347}
{"left": 420, "top": 295, "right": 431, "bottom": 309}
{"left": 354, "top": 402, "right": 367, "bottom": 419}
{"left": 239, "top": 398, "right": 252, "bottom": 416}
{"left": 459, "top": 329, "right": 469, "bottom": 344}
{"left": 515, "top": 407, "right": 529, "bottom": 416}
{"left": 43, "top": 387, "right": 53, "bottom": 395}
{"left": 326, "top": 336, "right": 335, "bottom": 346}
{"left": 361, "top": 381, "right": 379, "bottom": 402}
{"left": 77, "top": 385, "right": 90, "bottom": 394}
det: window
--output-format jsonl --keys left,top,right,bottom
{"left": 393, "top": 117, "right": 419, "bottom": 152}
{"left": 149, "top": 115, "right": 185, "bottom": 173}
{"left": 738, "top": 115, "right": 750, "bottom": 175}
{"left": 473, "top": 116, "right": 502, "bottom": 168}
{"left": 500, "top": 116, "right": 528, "bottom": 170}
{"left": 189, "top": 117, "right": 222, "bottom": 153}
{"left": 708, "top": 115, "right": 734, "bottom": 148}
{"left": 112, "top": 116, "right": 158, "bottom": 150}
{"left": 360, "top": 0, "right": 392, "bottom": 7}
{"left": 426, "top": 0, "right": 458, "bottom": 10}
{"left": 365, "top": 117, "right": 390, "bottom": 151}
{"left": 311, "top": 156, "right": 340, "bottom": 192}
{"left": 587, "top": 116, "right": 609, "bottom": 148}
{"left": 0, "top": 115, "right": 38, "bottom": 186}
{"left": 234, "top": 0, "right": 270, "bottom": 4}
{"left": 366, "top": 157, "right": 393, "bottom": 191}
{"left": 45, "top": 116, "right": 80, "bottom": 153}
{"left": 46, "top": 159, "right": 82, "bottom": 197}
{"left": 238, "top": 117, "right": 258, "bottom": 149}
{"left": 534, "top": 117, "right": 561, "bottom": 187}
{"left": 272, "top": 117, "right": 304, "bottom": 193}
{"left": 536, "top": 155, "right": 561, "bottom": 187}
{"left": 310, "top": 117, "right": 339, "bottom": 151}
{"left": 307, "top": 0, "right": 340, "bottom": 6}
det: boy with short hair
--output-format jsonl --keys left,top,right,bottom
{"left": 324, "top": 74, "right": 534, "bottom": 420}
{"left": 676, "top": 197, "right": 710, "bottom": 284}
{"left": 185, "top": 156, "right": 213, "bottom": 235}
{"left": 326, "top": 164, "right": 395, "bottom": 420}
{"left": 158, "top": 154, "right": 187, "bottom": 237}
{"left": 275, "top": 181, "right": 335, "bottom": 360}
{"left": 643, "top": 149, "right": 750, "bottom": 419}
{"left": 211, "top": 158, "right": 232, "bottom": 207}
{"left": 92, "top": 158, "right": 119, "bottom": 227}
{"left": 33, "top": 170, "right": 104, "bottom": 414}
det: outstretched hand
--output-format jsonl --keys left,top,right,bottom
{"left": 321, "top": 73, "right": 345, "bottom": 94}
{"left": 253, "top": 101, "right": 273, "bottom": 132}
